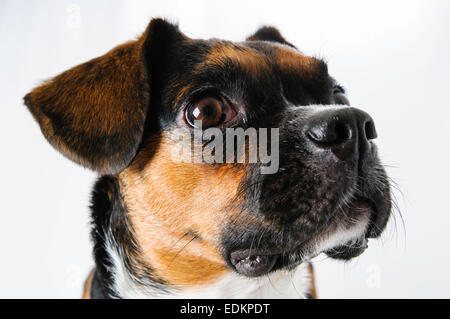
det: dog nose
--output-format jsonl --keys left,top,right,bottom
{"left": 305, "top": 107, "right": 377, "bottom": 161}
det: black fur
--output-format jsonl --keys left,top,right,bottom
{"left": 247, "top": 26, "right": 297, "bottom": 48}
{"left": 89, "top": 176, "right": 123, "bottom": 299}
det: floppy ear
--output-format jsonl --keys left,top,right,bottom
{"left": 246, "top": 26, "right": 296, "bottom": 48}
{"left": 24, "top": 18, "right": 184, "bottom": 174}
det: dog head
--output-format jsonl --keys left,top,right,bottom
{"left": 25, "top": 19, "right": 391, "bottom": 290}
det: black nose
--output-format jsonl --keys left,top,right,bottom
{"left": 305, "top": 107, "right": 377, "bottom": 161}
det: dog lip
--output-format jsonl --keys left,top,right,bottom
{"left": 360, "top": 198, "right": 378, "bottom": 238}
{"left": 358, "top": 196, "right": 390, "bottom": 239}
{"left": 229, "top": 249, "right": 279, "bottom": 277}
{"left": 325, "top": 237, "right": 369, "bottom": 260}
{"left": 227, "top": 194, "right": 390, "bottom": 275}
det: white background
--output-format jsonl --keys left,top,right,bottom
{"left": 1, "top": 0, "right": 449, "bottom": 298}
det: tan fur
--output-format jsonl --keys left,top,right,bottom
{"left": 308, "top": 264, "right": 317, "bottom": 299}
{"left": 119, "top": 133, "right": 247, "bottom": 287}
{"left": 203, "top": 43, "right": 272, "bottom": 77}
{"left": 82, "top": 269, "right": 95, "bottom": 299}
{"left": 275, "top": 45, "right": 322, "bottom": 78}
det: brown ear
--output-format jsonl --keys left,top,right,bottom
{"left": 246, "top": 26, "right": 296, "bottom": 49}
{"left": 24, "top": 18, "right": 183, "bottom": 174}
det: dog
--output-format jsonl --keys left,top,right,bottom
{"left": 24, "top": 18, "right": 391, "bottom": 299}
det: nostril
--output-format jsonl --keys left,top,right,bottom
{"left": 307, "top": 123, "right": 328, "bottom": 144}
{"left": 307, "top": 121, "right": 352, "bottom": 147}
{"left": 364, "top": 120, "right": 377, "bottom": 140}
{"left": 334, "top": 122, "right": 351, "bottom": 144}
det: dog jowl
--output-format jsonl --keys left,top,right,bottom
{"left": 24, "top": 19, "right": 391, "bottom": 298}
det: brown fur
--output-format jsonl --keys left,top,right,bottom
{"left": 23, "top": 26, "right": 152, "bottom": 174}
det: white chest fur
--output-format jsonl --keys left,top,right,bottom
{"left": 171, "top": 263, "right": 312, "bottom": 299}
{"left": 106, "top": 227, "right": 312, "bottom": 299}
{"left": 107, "top": 236, "right": 311, "bottom": 299}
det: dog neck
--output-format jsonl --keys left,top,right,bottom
{"left": 90, "top": 176, "right": 313, "bottom": 299}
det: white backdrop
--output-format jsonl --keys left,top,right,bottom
{"left": 1, "top": 0, "right": 449, "bottom": 298}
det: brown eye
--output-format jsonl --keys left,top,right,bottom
{"left": 333, "top": 85, "right": 350, "bottom": 105}
{"left": 334, "top": 92, "right": 350, "bottom": 105}
{"left": 185, "top": 96, "right": 235, "bottom": 128}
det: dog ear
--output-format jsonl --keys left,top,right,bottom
{"left": 246, "top": 26, "right": 296, "bottom": 48}
{"left": 24, "top": 18, "right": 184, "bottom": 174}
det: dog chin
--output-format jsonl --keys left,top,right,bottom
{"left": 302, "top": 200, "right": 373, "bottom": 261}
{"left": 229, "top": 203, "right": 372, "bottom": 278}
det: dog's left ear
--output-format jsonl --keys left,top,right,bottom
{"left": 246, "top": 26, "right": 296, "bottom": 48}
{"left": 24, "top": 18, "right": 184, "bottom": 174}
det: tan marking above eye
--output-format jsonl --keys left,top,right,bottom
{"left": 203, "top": 43, "right": 271, "bottom": 72}
{"left": 275, "top": 46, "right": 321, "bottom": 78}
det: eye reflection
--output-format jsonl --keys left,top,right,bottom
{"left": 185, "top": 96, "right": 236, "bottom": 128}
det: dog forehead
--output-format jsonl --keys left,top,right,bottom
{"left": 169, "top": 39, "right": 325, "bottom": 107}
{"left": 196, "top": 39, "right": 322, "bottom": 74}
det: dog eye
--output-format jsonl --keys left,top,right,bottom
{"left": 334, "top": 93, "right": 350, "bottom": 105}
{"left": 185, "top": 96, "right": 236, "bottom": 128}
{"left": 333, "top": 85, "right": 350, "bottom": 105}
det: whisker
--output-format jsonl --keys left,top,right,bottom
{"left": 167, "top": 235, "right": 198, "bottom": 269}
